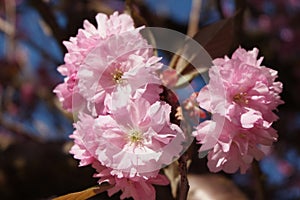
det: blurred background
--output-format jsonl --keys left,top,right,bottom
{"left": 0, "top": 0, "right": 299, "bottom": 199}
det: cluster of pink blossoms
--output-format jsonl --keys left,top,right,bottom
{"left": 192, "top": 47, "right": 283, "bottom": 173}
{"left": 54, "top": 10, "right": 284, "bottom": 200}
{"left": 54, "top": 12, "right": 185, "bottom": 200}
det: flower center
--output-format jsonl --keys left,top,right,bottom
{"left": 128, "top": 130, "right": 143, "bottom": 146}
{"left": 112, "top": 69, "right": 124, "bottom": 84}
{"left": 233, "top": 92, "right": 248, "bottom": 104}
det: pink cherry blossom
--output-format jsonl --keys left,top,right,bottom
{"left": 69, "top": 113, "right": 97, "bottom": 166}
{"left": 93, "top": 96, "right": 185, "bottom": 177}
{"left": 160, "top": 68, "right": 179, "bottom": 87}
{"left": 70, "top": 113, "right": 171, "bottom": 200}
{"left": 197, "top": 47, "right": 283, "bottom": 128}
{"left": 59, "top": 12, "right": 139, "bottom": 78}
{"left": 182, "top": 92, "right": 207, "bottom": 122}
{"left": 70, "top": 96, "right": 185, "bottom": 178}
{"left": 194, "top": 47, "right": 283, "bottom": 173}
{"left": 92, "top": 161, "right": 169, "bottom": 200}
{"left": 78, "top": 52, "right": 162, "bottom": 113}
{"left": 193, "top": 114, "right": 278, "bottom": 173}
{"left": 54, "top": 12, "right": 157, "bottom": 112}
{"left": 109, "top": 174, "right": 169, "bottom": 200}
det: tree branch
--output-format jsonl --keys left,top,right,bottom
{"left": 0, "top": 17, "right": 14, "bottom": 35}
{"left": 29, "top": 0, "right": 66, "bottom": 53}
{"left": 187, "top": 0, "right": 202, "bottom": 37}
{"left": 216, "top": 0, "right": 225, "bottom": 19}
{"left": 178, "top": 152, "right": 190, "bottom": 200}
{"left": 4, "top": 0, "right": 17, "bottom": 59}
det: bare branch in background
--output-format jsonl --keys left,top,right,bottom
{"left": 187, "top": 0, "right": 202, "bottom": 37}
{"left": 234, "top": 0, "right": 247, "bottom": 43}
{"left": 0, "top": 17, "right": 14, "bottom": 35}
{"left": 29, "top": 0, "right": 66, "bottom": 52}
{"left": 125, "top": 0, "right": 148, "bottom": 27}
{"left": 216, "top": 0, "right": 225, "bottom": 18}
{"left": 4, "top": 0, "right": 16, "bottom": 59}
{"left": 0, "top": 114, "right": 43, "bottom": 143}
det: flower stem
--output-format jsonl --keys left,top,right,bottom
{"left": 178, "top": 152, "right": 190, "bottom": 200}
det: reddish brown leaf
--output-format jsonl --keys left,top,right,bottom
{"left": 193, "top": 18, "right": 234, "bottom": 59}
{"left": 169, "top": 7, "right": 245, "bottom": 88}
{"left": 193, "top": 5, "right": 245, "bottom": 59}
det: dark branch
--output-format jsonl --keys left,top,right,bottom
{"left": 28, "top": 0, "right": 66, "bottom": 53}
{"left": 216, "top": 0, "right": 225, "bottom": 19}
{"left": 178, "top": 152, "right": 190, "bottom": 200}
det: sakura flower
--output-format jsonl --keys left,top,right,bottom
{"left": 197, "top": 47, "right": 283, "bottom": 128}
{"left": 93, "top": 96, "right": 185, "bottom": 177}
{"left": 180, "top": 92, "right": 207, "bottom": 122}
{"left": 78, "top": 52, "right": 162, "bottom": 113}
{"left": 92, "top": 161, "right": 169, "bottom": 200}
{"left": 194, "top": 47, "right": 283, "bottom": 173}
{"left": 108, "top": 174, "right": 169, "bottom": 200}
{"left": 160, "top": 68, "right": 179, "bottom": 88}
{"left": 193, "top": 114, "right": 278, "bottom": 173}
{"left": 70, "top": 96, "right": 184, "bottom": 178}
{"left": 58, "top": 11, "right": 142, "bottom": 78}
{"left": 69, "top": 113, "right": 97, "bottom": 167}
{"left": 54, "top": 11, "right": 156, "bottom": 112}
{"left": 70, "top": 122, "right": 169, "bottom": 200}
{"left": 206, "top": 142, "right": 254, "bottom": 174}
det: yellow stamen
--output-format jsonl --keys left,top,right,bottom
{"left": 233, "top": 92, "right": 248, "bottom": 104}
{"left": 128, "top": 130, "right": 143, "bottom": 146}
{"left": 112, "top": 69, "right": 124, "bottom": 84}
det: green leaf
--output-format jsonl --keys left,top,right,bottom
{"left": 52, "top": 183, "right": 112, "bottom": 200}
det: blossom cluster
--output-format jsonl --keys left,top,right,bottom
{"left": 54, "top": 12, "right": 185, "bottom": 200}
{"left": 54, "top": 11, "right": 284, "bottom": 200}
{"left": 192, "top": 47, "right": 284, "bottom": 173}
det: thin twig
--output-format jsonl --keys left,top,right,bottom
{"left": 0, "top": 17, "right": 14, "bottom": 35}
{"left": 177, "top": 119, "right": 194, "bottom": 200}
{"left": 187, "top": 0, "right": 202, "bottom": 37}
{"left": 29, "top": 0, "right": 66, "bottom": 52}
{"left": 234, "top": 0, "right": 247, "bottom": 43}
{"left": 216, "top": 0, "right": 225, "bottom": 19}
{"left": 125, "top": 0, "right": 148, "bottom": 27}
{"left": 4, "top": 0, "right": 16, "bottom": 59}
